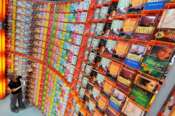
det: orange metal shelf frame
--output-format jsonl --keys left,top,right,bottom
{"left": 0, "top": 0, "right": 7, "bottom": 99}
{"left": 11, "top": 51, "right": 71, "bottom": 87}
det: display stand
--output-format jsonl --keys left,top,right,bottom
{"left": 147, "top": 62, "right": 175, "bottom": 116}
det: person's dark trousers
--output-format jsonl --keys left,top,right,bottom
{"left": 10, "top": 92, "right": 25, "bottom": 111}
{"left": 10, "top": 94, "right": 18, "bottom": 111}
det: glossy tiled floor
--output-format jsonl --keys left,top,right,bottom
{"left": 0, "top": 96, "right": 43, "bottom": 116}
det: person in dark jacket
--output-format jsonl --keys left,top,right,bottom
{"left": 8, "top": 75, "right": 25, "bottom": 113}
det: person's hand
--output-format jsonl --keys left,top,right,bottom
{"left": 12, "top": 86, "right": 22, "bottom": 92}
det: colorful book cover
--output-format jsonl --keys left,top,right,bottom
{"left": 113, "top": 41, "right": 130, "bottom": 59}
{"left": 92, "top": 87, "right": 100, "bottom": 100}
{"left": 130, "top": 85, "right": 153, "bottom": 107}
{"left": 91, "top": 39, "right": 100, "bottom": 51}
{"left": 96, "top": 73, "right": 105, "bottom": 87}
{"left": 95, "top": 23, "right": 105, "bottom": 36}
{"left": 97, "top": 95, "right": 108, "bottom": 111}
{"left": 155, "top": 30, "right": 175, "bottom": 43}
{"left": 134, "top": 15, "right": 157, "bottom": 40}
{"left": 107, "top": 1, "right": 118, "bottom": 16}
{"left": 158, "top": 9, "right": 175, "bottom": 29}
{"left": 88, "top": 52, "right": 96, "bottom": 65}
{"left": 109, "top": 89, "right": 126, "bottom": 112}
{"left": 141, "top": 46, "right": 174, "bottom": 78}
{"left": 128, "top": 0, "right": 146, "bottom": 13}
{"left": 117, "top": 68, "right": 135, "bottom": 92}
{"left": 84, "top": 65, "right": 92, "bottom": 76}
{"left": 123, "top": 18, "right": 139, "bottom": 35}
{"left": 107, "top": 61, "right": 122, "bottom": 78}
{"left": 99, "top": 57, "right": 111, "bottom": 73}
{"left": 87, "top": 100, "right": 96, "bottom": 112}
{"left": 111, "top": 20, "right": 124, "bottom": 36}
{"left": 99, "top": 6, "right": 109, "bottom": 19}
{"left": 125, "top": 44, "right": 147, "bottom": 69}
{"left": 103, "top": 79, "right": 114, "bottom": 96}
{"left": 144, "top": 1, "right": 165, "bottom": 10}
{"left": 122, "top": 98, "right": 145, "bottom": 116}
{"left": 105, "top": 40, "right": 117, "bottom": 54}
{"left": 117, "top": 0, "right": 131, "bottom": 14}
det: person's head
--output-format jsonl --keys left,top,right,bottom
{"left": 11, "top": 75, "right": 18, "bottom": 82}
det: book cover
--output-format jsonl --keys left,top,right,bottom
{"left": 123, "top": 18, "right": 139, "bottom": 34}
{"left": 117, "top": 0, "right": 131, "bottom": 14}
{"left": 91, "top": 39, "right": 100, "bottom": 51}
{"left": 130, "top": 85, "right": 153, "bottom": 107}
{"left": 113, "top": 41, "right": 130, "bottom": 59}
{"left": 155, "top": 30, "right": 175, "bottom": 43}
{"left": 111, "top": 20, "right": 124, "bottom": 36}
{"left": 108, "top": 61, "right": 122, "bottom": 78}
{"left": 125, "top": 44, "right": 147, "bottom": 69}
{"left": 105, "top": 40, "right": 117, "bottom": 54}
{"left": 122, "top": 98, "right": 145, "bottom": 116}
{"left": 158, "top": 9, "right": 175, "bottom": 29}
{"left": 141, "top": 46, "right": 174, "bottom": 78}
{"left": 99, "top": 57, "right": 111, "bottom": 73}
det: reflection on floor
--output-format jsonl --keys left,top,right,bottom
{"left": 0, "top": 96, "right": 43, "bottom": 116}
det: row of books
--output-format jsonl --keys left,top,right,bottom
{"left": 70, "top": 0, "right": 175, "bottom": 116}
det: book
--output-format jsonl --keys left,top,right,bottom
{"left": 99, "top": 57, "right": 111, "bottom": 73}
{"left": 96, "top": 73, "right": 105, "bottom": 87}
{"left": 125, "top": 44, "right": 147, "bottom": 69}
{"left": 130, "top": 85, "right": 153, "bottom": 107}
{"left": 134, "top": 15, "right": 158, "bottom": 40}
{"left": 128, "top": 0, "right": 146, "bottom": 13}
{"left": 111, "top": 20, "right": 124, "bottom": 36}
{"left": 103, "top": 79, "right": 114, "bottom": 95}
{"left": 99, "top": 6, "right": 109, "bottom": 19}
{"left": 117, "top": 0, "right": 131, "bottom": 14}
{"left": 97, "top": 95, "right": 108, "bottom": 111}
{"left": 141, "top": 46, "right": 174, "bottom": 78}
{"left": 155, "top": 30, "right": 175, "bottom": 43}
{"left": 122, "top": 98, "right": 145, "bottom": 116}
{"left": 105, "top": 40, "right": 117, "bottom": 54}
{"left": 109, "top": 89, "right": 126, "bottom": 112}
{"left": 108, "top": 61, "right": 122, "bottom": 78}
{"left": 123, "top": 18, "right": 139, "bottom": 35}
{"left": 113, "top": 41, "right": 130, "bottom": 59}
{"left": 117, "top": 68, "right": 135, "bottom": 92}
{"left": 91, "top": 39, "right": 100, "bottom": 51}
{"left": 155, "top": 9, "right": 175, "bottom": 43}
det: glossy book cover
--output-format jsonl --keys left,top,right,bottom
{"left": 141, "top": 46, "right": 174, "bottom": 78}
{"left": 158, "top": 9, "right": 175, "bottom": 29}
{"left": 125, "top": 44, "right": 147, "bottom": 69}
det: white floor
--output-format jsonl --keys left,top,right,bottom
{"left": 0, "top": 96, "right": 43, "bottom": 116}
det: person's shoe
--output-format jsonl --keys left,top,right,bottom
{"left": 12, "top": 109, "right": 19, "bottom": 113}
